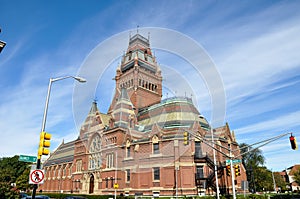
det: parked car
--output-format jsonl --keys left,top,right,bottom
{"left": 19, "top": 193, "right": 28, "bottom": 198}
{"left": 22, "top": 195, "right": 50, "bottom": 199}
{"left": 64, "top": 196, "right": 88, "bottom": 199}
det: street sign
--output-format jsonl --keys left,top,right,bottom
{"left": 29, "top": 169, "right": 45, "bottom": 184}
{"left": 19, "top": 155, "right": 37, "bottom": 163}
{"left": 226, "top": 159, "right": 241, "bottom": 165}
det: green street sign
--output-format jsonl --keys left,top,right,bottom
{"left": 19, "top": 155, "right": 37, "bottom": 163}
{"left": 226, "top": 159, "right": 241, "bottom": 165}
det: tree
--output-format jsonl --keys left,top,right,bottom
{"left": 273, "top": 172, "right": 288, "bottom": 192}
{"left": 294, "top": 168, "right": 300, "bottom": 185}
{"left": 16, "top": 168, "right": 33, "bottom": 192}
{"left": 254, "top": 166, "right": 274, "bottom": 192}
{"left": 239, "top": 143, "right": 265, "bottom": 193}
{"left": 0, "top": 181, "right": 19, "bottom": 199}
{"left": 0, "top": 155, "right": 32, "bottom": 195}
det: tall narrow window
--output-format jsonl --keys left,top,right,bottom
{"left": 195, "top": 141, "right": 203, "bottom": 158}
{"left": 196, "top": 166, "right": 204, "bottom": 179}
{"left": 69, "top": 165, "right": 73, "bottom": 176}
{"left": 76, "top": 160, "right": 82, "bottom": 172}
{"left": 106, "top": 153, "right": 114, "bottom": 168}
{"left": 63, "top": 165, "right": 66, "bottom": 176}
{"left": 105, "top": 178, "right": 108, "bottom": 188}
{"left": 153, "top": 143, "right": 159, "bottom": 154}
{"left": 127, "top": 147, "right": 131, "bottom": 157}
{"left": 126, "top": 169, "right": 130, "bottom": 182}
{"left": 153, "top": 167, "right": 160, "bottom": 181}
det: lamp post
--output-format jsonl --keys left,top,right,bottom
{"left": 0, "top": 28, "right": 6, "bottom": 53}
{"left": 32, "top": 76, "right": 86, "bottom": 199}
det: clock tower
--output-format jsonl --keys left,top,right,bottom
{"left": 109, "top": 33, "right": 162, "bottom": 113}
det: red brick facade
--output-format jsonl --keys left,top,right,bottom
{"left": 40, "top": 33, "right": 247, "bottom": 197}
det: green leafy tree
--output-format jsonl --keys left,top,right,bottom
{"left": 0, "top": 155, "right": 32, "bottom": 195}
{"left": 294, "top": 168, "right": 300, "bottom": 185}
{"left": 254, "top": 166, "right": 274, "bottom": 192}
{"left": 239, "top": 143, "right": 265, "bottom": 193}
{"left": 273, "top": 172, "right": 288, "bottom": 192}
{"left": 0, "top": 182, "right": 19, "bottom": 199}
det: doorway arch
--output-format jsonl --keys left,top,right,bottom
{"left": 89, "top": 174, "right": 94, "bottom": 194}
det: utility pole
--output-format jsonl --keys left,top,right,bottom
{"left": 211, "top": 128, "right": 220, "bottom": 199}
{"left": 229, "top": 144, "right": 236, "bottom": 199}
{"left": 272, "top": 170, "right": 276, "bottom": 192}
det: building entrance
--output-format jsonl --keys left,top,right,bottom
{"left": 89, "top": 174, "right": 94, "bottom": 194}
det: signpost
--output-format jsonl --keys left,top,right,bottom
{"left": 19, "top": 155, "right": 37, "bottom": 163}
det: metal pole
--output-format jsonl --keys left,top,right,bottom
{"left": 176, "top": 166, "right": 178, "bottom": 199}
{"left": 272, "top": 170, "right": 276, "bottom": 192}
{"left": 32, "top": 78, "right": 53, "bottom": 199}
{"left": 114, "top": 152, "right": 117, "bottom": 199}
{"left": 32, "top": 76, "right": 86, "bottom": 199}
{"left": 229, "top": 144, "right": 236, "bottom": 199}
{"left": 211, "top": 128, "right": 220, "bottom": 199}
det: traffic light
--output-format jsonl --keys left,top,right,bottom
{"left": 226, "top": 165, "right": 231, "bottom": 176}
{"left": 183, "top": 131, "right": 189, "bottom": 145}
{"left": 289, "top": 135, "right": 298, "bottom": 150}
{"left": 38, "top": 132, "right": 51, "bottom": 158}
{"left": 234, "top": 164, "right": 240, "bottom": 177}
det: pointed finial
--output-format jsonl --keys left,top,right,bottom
{"left": 137, "top": 25, "right": 139, "bottom": 34}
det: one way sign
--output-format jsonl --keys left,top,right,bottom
{"left": 29, "top": 169, "right": 45, "bottom": 184}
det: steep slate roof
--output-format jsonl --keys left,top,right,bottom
{"left": 112, "top": 87, "right": 136, "bottom": 128}
{"left": 213, "top": 123, "right": 236, "bottom": 143}
{"left": 137, "top": 96, "right": 209, "bottom": 132}
{"left": 80, "top": 101, "right": 110, "bottom": 139}
{"left": 43, "top": 140, "right": 75, "bottom": 167}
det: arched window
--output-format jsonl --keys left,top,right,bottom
{"left": 89, "top": 134, "right": 102, "bottom": 170}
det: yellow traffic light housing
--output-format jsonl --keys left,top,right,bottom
{"left": 290, "top": 135, "right": 298, "bottom": 150}
{"left": 183, "top": 131, "right": 189, "bottom": 145}
{"left": 226, "top": 165, "right": 231, "bottom": 176}
{"left": 38, "top": 132, "right": 51, "bottom": 158}
{"left": 234, "top": 164, "right": 241, "bottom": 177}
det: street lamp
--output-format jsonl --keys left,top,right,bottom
{"left": 0, "top": 40, "right": 6, "bottom": 53}
{"left": 0, "top": 28, "right": 6, "bottom": 53}
{"left": 41, "top": 76, "right": 86, "bottom": 132}
{"left": 32, "top": 75, "right": 86, "bottom": 199}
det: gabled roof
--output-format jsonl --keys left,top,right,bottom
{"left": 289, "top": 164, "right": 300, "bottom": 175}
{"left": 80, "top": 101, "right": 110, "bottom": 138}
{"left": 112, "top": 88, "right": 136, "bottom": 128}
{"left": 213, "top": 123, "right": 236, "bottom": 143}
{"left": 43, "top": 140, "right": 75, "bottom": 167}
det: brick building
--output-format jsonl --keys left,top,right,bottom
{"left": 40, "top": 33, "right": 247, "bottom": 196}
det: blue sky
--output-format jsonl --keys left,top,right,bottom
{"left": 1, "top": 0, "right": 300, "bottom": 171}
